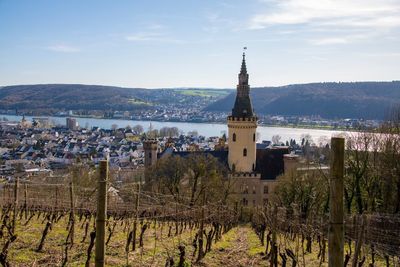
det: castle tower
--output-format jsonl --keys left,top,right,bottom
{"left": 228, "top": 52, "right": 257, "bottom": 173}
{"left": 143, "top": 139, "right": 158, "bottom": 167}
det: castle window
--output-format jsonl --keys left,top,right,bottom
{"left": 243, "top": 148, "right": 247, "bottom": 157}
{"left": 242, "top": 198, "right": 248, "bottom": 206}
{"left": 233, "top": 133, "right": 236, "bottom": 142}
{"left": 252, "top": 186, "right": 256, "bottom": 194}
{"left": 263, "top": 185, "right": 269, "bottom": 194}
{"left": 244, "top": 186, "right": 249, "bottom": 194}
{"left": 232, "top": 164, "right": 236, "bottom": 172}
{"left": 252, "top": 163, "right": 255, "bottom": 171}
{"left": 253, "top": 200, "right": 256, "bottom": 206}
{"left": 263, "top": 198, "right": 268, "bottom": 205}
{"left": 148, "top": 152, "right": 152, "bottom": 159}
{"left": 253, "top": 133, "right": 256, "bottom": 142}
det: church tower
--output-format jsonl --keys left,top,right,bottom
{"left": 228, "top": 52, "right": 257, "bottom": 173}
{"left": 143, "top": 139, "right": 158, "bottom": 167}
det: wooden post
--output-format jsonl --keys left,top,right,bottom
{"left": 197, "top": 190, "right": 206, "bottom": 262}
{"left": 69, "top": 180, "right": 75, "bottom": 247}
{"left": 132, "top": 182, "right": 140, "bottom": 251}
{"left": 55, "top": 185, "right": 59, "bottom": 209}
{"left": 329, "top": 137, "right": 345, "bottom": 267}
{"left": 351, "top": 214, "right": 366, "bottom": 267}
{"left": 270, "top": 205, "right": 278, "bottom": 267}
{"left": 24, "top": 183, "right": 27, "bottom": 219}
{"left": 95, "top": 160, "right": 108, "bottom": 267}
{"left": 12, "top": 177, "right": 19, "bottom": 233}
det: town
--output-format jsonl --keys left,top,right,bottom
{"left": 0, "top": 115, "right": 323, "bottom": 182}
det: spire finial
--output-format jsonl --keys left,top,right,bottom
{"left": 241, "top": 47, "right": 247, "bottom": 74}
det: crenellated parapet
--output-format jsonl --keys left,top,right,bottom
{"left": 143, "top": 139, "right": 158, "bottom": 150}
{"left": 230, "top": 172, "right": 261, "bottom": 179}
{"left": 143, "top": 139, "right": 158, "bottom": 167}
{"left": 227, "top": 116, "right": 258, "bottom": 122}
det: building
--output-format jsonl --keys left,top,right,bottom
{"left": 144, "top": 52, "right": 290, "bottom": 206}
{"left": 66, "top": 117, "right": 78, "bottom": 130}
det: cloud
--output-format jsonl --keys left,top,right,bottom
{"left": 309, "top": 32, "right": 374, "bottom": 45}
{"left": 310, "top": 37, "right": 349, "bottom": 45}
{"left": 249, "top": 0, "right": 400, "bottom": 31}
{"left": 46, "top": 44, "right": 80, "bottom": 53}
{"left": 361, "top": 52, "right": 400, "bottom": 57}
{"left": 125, "top": 31, "right": 185, "bottom": 44}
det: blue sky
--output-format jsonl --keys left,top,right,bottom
{"left": 1, "top": 0, "right": 399, "bottom": 88}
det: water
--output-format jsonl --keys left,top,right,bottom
{"left": 1, "top": 114, "right": 348, "bottom": 144}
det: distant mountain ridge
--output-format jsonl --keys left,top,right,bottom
{"left": 0, "top": 82, "right": 399, "bottom": 119}
{"left": 0, "top": 84, "right": 149, "bottom": 111}
{"left": 204, "top": 81, "right": 400, "bottom": 120}
{"left": 0, "top": 84, "right": 231, "bottom": 114}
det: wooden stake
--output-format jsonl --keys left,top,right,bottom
{"left": 351, "top": 214, "right": 366, "bottom": 267}
{"left": 12, "top": 177, "right": 19, "bottom": 234}
{"left": 69, "top": 179, "right": 75, "bottom": 247}
{"left": 329, "top": 137, "right": 345, "bottom": 267}
{"left": 95, "top": 160, "right": 108, "bottom": 267}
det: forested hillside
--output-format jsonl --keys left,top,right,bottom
{"left": 205, "top": 81, "right": 400, "bottom": 119}
{"left": 1, "top": 82, "right": 399, "bottom": 119}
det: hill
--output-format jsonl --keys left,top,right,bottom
{"left": 1, "top": 82, "right": 400, "bottom": 119}
{"left": 0, "top": 84, "right": 231, "bottom": 113}
{"left": 204, "top": 82, "right": 400, "bottom": 120}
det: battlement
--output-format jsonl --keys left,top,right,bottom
{"left": 227, "top": 116, "right": 258, "bottom": 122}
{"left": 230, "top": 172, "right": 261, "bottom": 179}
{"left": 143, "top": 139, "right": 158, "bottom": 150}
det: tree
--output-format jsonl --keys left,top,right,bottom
{"left": 145, "top": 153, "right": 230, "bottom": 205}
{"left": 185, "top": 154, "right": 229, "bottom": 206}
{"left": 188, "top": 130, "right": 198, "bottom": 137}
{"left": 145, "top": 155, "right": 186, "bottom": 202}
{"left": 132, "top": 124, "right": 144, "bottom": 135}
{"left": 378, "top": 105, "right": 400, "bottom": 213}
{"left": 301, "top": 134, "right": 313, "bottom": 146}
{"left": 273, "top": 168, "right": 328, "bottom": 219}
{"left": 271, "top": 135, "right": 281, "bottom": 145}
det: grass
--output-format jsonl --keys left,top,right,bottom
{"left": 2, "top": 217, "right": 393, "bottom": 267}
{"left": 246, "top": 229, "right": 264, "bottom": 256}
{"left": 128, "top": 98, "right": 153, "bottom": 106}
{"left": 174, "top": 89, "right": 231, "bottom": 98}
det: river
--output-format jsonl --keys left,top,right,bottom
{"left": 1, "top": 114, "right": 349, "bottom": 144}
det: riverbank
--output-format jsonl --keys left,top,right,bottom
{"left": 1, "top": 114, "right": 369, "bottom": 132}
{"left": 0, "top": 114, "right": 353, "bottom": 143}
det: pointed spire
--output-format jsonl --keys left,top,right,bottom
{"left": 240, "top": 52, "right": 247, "bottom": 74}
{"left": 231, "top": 50, "right": 254, "bottom": 118}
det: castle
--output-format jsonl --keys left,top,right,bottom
{"left": 144, "top": 52, "right": 291, "bottom": 206}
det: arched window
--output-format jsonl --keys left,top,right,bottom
{"left": 232, "top": 163, "right": 236, "bottom": 172}
{"left": 233, "top": 133, "right": 236, "bottom": 142}
{"left": 252, "top": 186, "right": 256, "bottom": 194}
{"left": 244, "top": 186, "right": 249, "bottom": 194}
{"left": 148, "top": 152, "right": 152, "bottom": 158}
{"left": 253, "top": 133, "right": 256, "bottom": 142}
{"left": 264, "top": 185, "right": 269, "bottom": 194}
{"left": 252, "top": 163, "right": 255, "bottom": 171}
{"left": 243, "top": 148, "right": 247, "bottom": 157}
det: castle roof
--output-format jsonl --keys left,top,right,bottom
{"left": 231, "top": 52, "right": 255, "bottom": 118}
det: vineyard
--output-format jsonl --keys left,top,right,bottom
{"left": 2, "top": 135, "right": 400, "bottom": 267}
{"left": 0, "top": 175, "right": 238, "bottom": 266}
{"left": 1, "top": 175, "right": 400, "bottom": 267}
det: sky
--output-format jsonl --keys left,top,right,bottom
{"left": 0, "top": 0, "right": 399, "bottom": 88}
